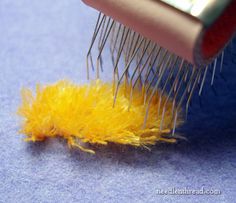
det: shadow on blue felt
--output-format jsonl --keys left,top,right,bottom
{"left": 24, "top": 98, "right": 236, "bottom": 170}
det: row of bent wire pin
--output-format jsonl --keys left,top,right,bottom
{"left": 86, "top": 13, "right": 228, "bottom": 136}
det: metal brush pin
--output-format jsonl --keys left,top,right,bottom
{"left": 83, "top": 0, "right": 236, "bottom": 135}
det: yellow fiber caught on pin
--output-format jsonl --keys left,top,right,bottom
{"left": 18, "top": 80, "right": 182, "bottom": 153}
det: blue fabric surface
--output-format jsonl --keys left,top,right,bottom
{"left": 0, "top": 1, "right": 236, "bottom": 202}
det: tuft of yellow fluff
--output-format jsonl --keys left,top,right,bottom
{"left": 18, "top": 80, "right": 182, "bottom": 153}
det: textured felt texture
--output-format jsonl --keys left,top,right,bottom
{"left": 0, "top": 1, "right": 236, "bottom": 203}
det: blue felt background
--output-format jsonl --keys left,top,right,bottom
{"left": 0, "top": 1, "right": 236, "bottom": 202}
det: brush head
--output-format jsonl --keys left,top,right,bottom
{"left": 83, "top": 0, "right": 236, "bottom": 66}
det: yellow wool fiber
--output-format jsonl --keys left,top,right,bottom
{"left": 18, "top": 80, "right": 182, "bottom": 153}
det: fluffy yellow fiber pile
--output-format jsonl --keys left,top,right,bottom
{"left": 18, "top": 80, "right": 181, "bottom": 153}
